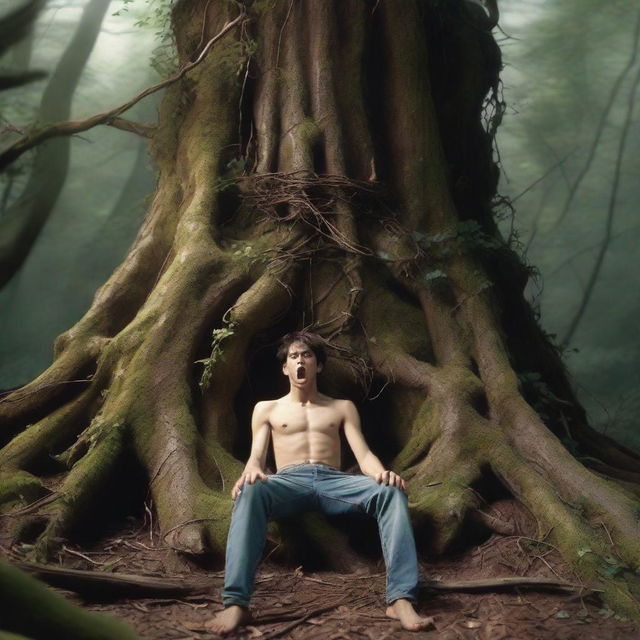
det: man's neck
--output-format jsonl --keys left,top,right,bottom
{"left": 288, "top": 384, "right": 318, "bottom": 405}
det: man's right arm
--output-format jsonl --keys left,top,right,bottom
{"left": 231, "top": 401, "right": 272, "bottom": 500}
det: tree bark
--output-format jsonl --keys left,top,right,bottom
{"left": 0, "top": 0, "right": 638, "bottom": 623}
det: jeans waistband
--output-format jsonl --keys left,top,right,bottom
{"left": 277, "top": 461, "right": 340, "bottom": 473}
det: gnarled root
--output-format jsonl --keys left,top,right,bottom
{"left": 11, "top": 422, "right": 125, "bottom": 562}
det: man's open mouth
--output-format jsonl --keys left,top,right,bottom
{"left": 296, "top": 366, "right": 306, "bottom": 379}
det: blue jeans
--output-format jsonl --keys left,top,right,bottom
{"left": 222, "top": 463, "right": 419, "bottom": 607}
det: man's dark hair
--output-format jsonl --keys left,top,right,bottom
{"left": 277, "top": 331, "right": 327, "bottom": 367}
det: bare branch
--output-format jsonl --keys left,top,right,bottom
{"left": 561, "top": 65, "right": 640, "bottom": 347}
{"left": 552, "top": 8, "right": 640, "bottom": 229}
{"left": 107, "top": 117, "right": 155, "bottom": 138}
{"left": 0, "top": 0, "right": 45, "bottom": 57}
{"left": 510, "top": 152, "right": 573, "bottom": 205}
{"left": 0, "top": 9, "right": 246, "bottom": 171}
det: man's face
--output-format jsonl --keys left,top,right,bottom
{"left": 282, "top": 340, "right": 322, "bottom": 387}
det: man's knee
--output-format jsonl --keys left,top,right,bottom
{"left": 376, "top": 484, "right": 407, "bottom": 507}
{"left": 237, "top": 480, "right": 270, "bottom": 504}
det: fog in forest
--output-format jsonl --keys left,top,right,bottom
{"left": 0, "top": 0, "right": 638, "bottom": 450}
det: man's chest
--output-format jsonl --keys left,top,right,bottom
{"left": 269, "top": 404, "right": 343, "bottom": 435}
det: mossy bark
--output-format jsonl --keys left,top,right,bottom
{"left": 1, "top": 0, "right": 639, "bottom": 622}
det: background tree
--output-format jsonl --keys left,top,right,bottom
{"left": 0, "top": 0, "right": 112, "bottom": 289}
{"left": 1, "top": 0, "right": 639, "bottom": 622}
{"left": 497, "top": 0, "right": 640, "bottom": 449}
{"left": 0, "top": 0, "right": 157, "bottom": 386}
{"left": 0, "top": 0, "right": 45, "bottom": 91}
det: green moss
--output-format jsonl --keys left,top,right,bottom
{"left": 0, "top": 394, "right": 91, "bottom": 473}
{"left": 0, "top": 562, "right": 140, "bottom": 640}
{"left": 393, "top": 401, "right": 439, "bottom": 471}
{"left": 0, "top": 630, "right": 34, "bottom": 640}
{"left": 198, "top": 439, "right": 243, "bottom": 492}
{"left": 0, "top": 471, "right": 46, "bottom": 513}
{"left": 565, "top": 548, "right": 640, "bottom": 623}
{"left": 250, "top": 0, "right": 278, "bottom": 17}
{"left": 31, "top": 425, "right": 126, "bottom": 561}
{"left": 296, "top": 117, "right": 322, "bottom": 145}
{"left": 196, "top": 490, "right": 234, "bottom": 553}
{"left": 387, "top": 386, "right": 425, "bottom": 449}
{"left": 359, "top": 265, "right": 430, "bottom": 358}
{"left": 151, "top": 83, "right": 184, "bottom": 164}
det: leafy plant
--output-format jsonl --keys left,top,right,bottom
{"left": 196, "top": 320, "right": 237, "bottom": 390}
{"left": 113, "top": 0, "right": 177, "bottom": 76}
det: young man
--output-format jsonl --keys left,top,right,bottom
{"left": 210, "top": 332, "right": 433, "bottom": 634}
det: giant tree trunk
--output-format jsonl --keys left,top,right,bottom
{"left": 1, "top": 0, "right": 639, "bottom": 621}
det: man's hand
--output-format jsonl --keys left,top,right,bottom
{"left": 375, "top": 470, "right": 407, "bottom": 493}
{"left": 231, "top": 469, "right": 268, "bottom": 500}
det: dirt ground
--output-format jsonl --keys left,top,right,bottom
{"left": 4, "top": 515, "right": 639, "bottom": 640}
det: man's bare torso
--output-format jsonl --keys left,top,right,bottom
{"left": 256, "top": 393, "right": 348, "bottom": 470}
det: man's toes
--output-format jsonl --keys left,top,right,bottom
{"left": 415, "top": 616, "right": 435, "bottom": 630}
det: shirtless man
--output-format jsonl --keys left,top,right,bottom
{"left": 209, "top": 332, "right": 433, "bottom": 635}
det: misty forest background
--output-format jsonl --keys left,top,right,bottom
{"left": 0, "top": 0, "right": 638, "bottom": 453}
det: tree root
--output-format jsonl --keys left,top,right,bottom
{"left": 11, "top": 561, "right": 212, "bottom": 600}
{"left": 14, "top": 424, "right": 126, "bottom": 562}
{"left": 202, "top": 266, "right": 297, "bottom": 445}
{"left": 0, "top": 339, "right": 104, "bottom": 437}
{"left": 0, "top": 471, "right": 47, "bottom": 513}
{"left": 0, "top": 386, "right": 101, "bottom": 474}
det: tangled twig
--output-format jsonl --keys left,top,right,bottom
{"left": 239, "top": 171, "right": 384, "bottom": 256}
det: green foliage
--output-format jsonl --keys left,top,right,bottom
{"left": 251, "top": 0, "right": 278, "bottom": 14}
{"left": 196, "top": 320, "right": 238, "bottom": 391}
{"left": 112, "top": 0, "right": 177, "bottom": 76}
{"left": 216, "top": 36, "right": 257, "bottom": 80}
{"left": 425, "top": 269, "right": 447, "bottom": 282}
{"left": 474, "top": 278, "right": 492, "bottom": 293}
{"left": 456, "top": 220, "right": 501, "bottom": 250}
{"left": 603, "top": 554, "right": 624, "bottom": 577}
{"left": 214, "top": 156, "right": 248, "bottom": 193}
{"left": 412, "top": 221, "right": 501, "bottom": 266}
{"left": 230, "top": 243, "right": 254, "bottom": 259}
{"left": 517, "top": 370, "right": 558, "bottom": 422}
{"left": 69, "top": 416, "right": 122, "bottom": 456}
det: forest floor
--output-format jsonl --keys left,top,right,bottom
{"left": 3, "top": 514, "right": 640, "bottom": 640}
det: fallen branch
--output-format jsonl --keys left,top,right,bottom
{"left": 0, "top": 9, "right": 246, "bottom": 171}
{"left": 13, "top": 562, "right": 214, "bottom": 600}
{"left": 422, "top": 576, "right": 593, "bottom": 595}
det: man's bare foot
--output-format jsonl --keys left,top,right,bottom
{"left": 206, "top": 605, "right": 252, "bottom": 636}
{"left": 386, "top": 599, "right": 435, "bottom": 632}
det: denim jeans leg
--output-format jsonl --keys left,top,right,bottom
{"left": 367, "top": 484, "right": 419, "bottom": 603}
{"left": 221, "top": 481, "right": 270, "bottom": 607}
{"left": 221, "top": 473, "right": 315, "bottom": 607}
{"left": 316, "top": 470, "right": 419, "bottom": 604}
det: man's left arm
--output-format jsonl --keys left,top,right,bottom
{"left": 342, "top": 400, "right": 406, "bottom": 491}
